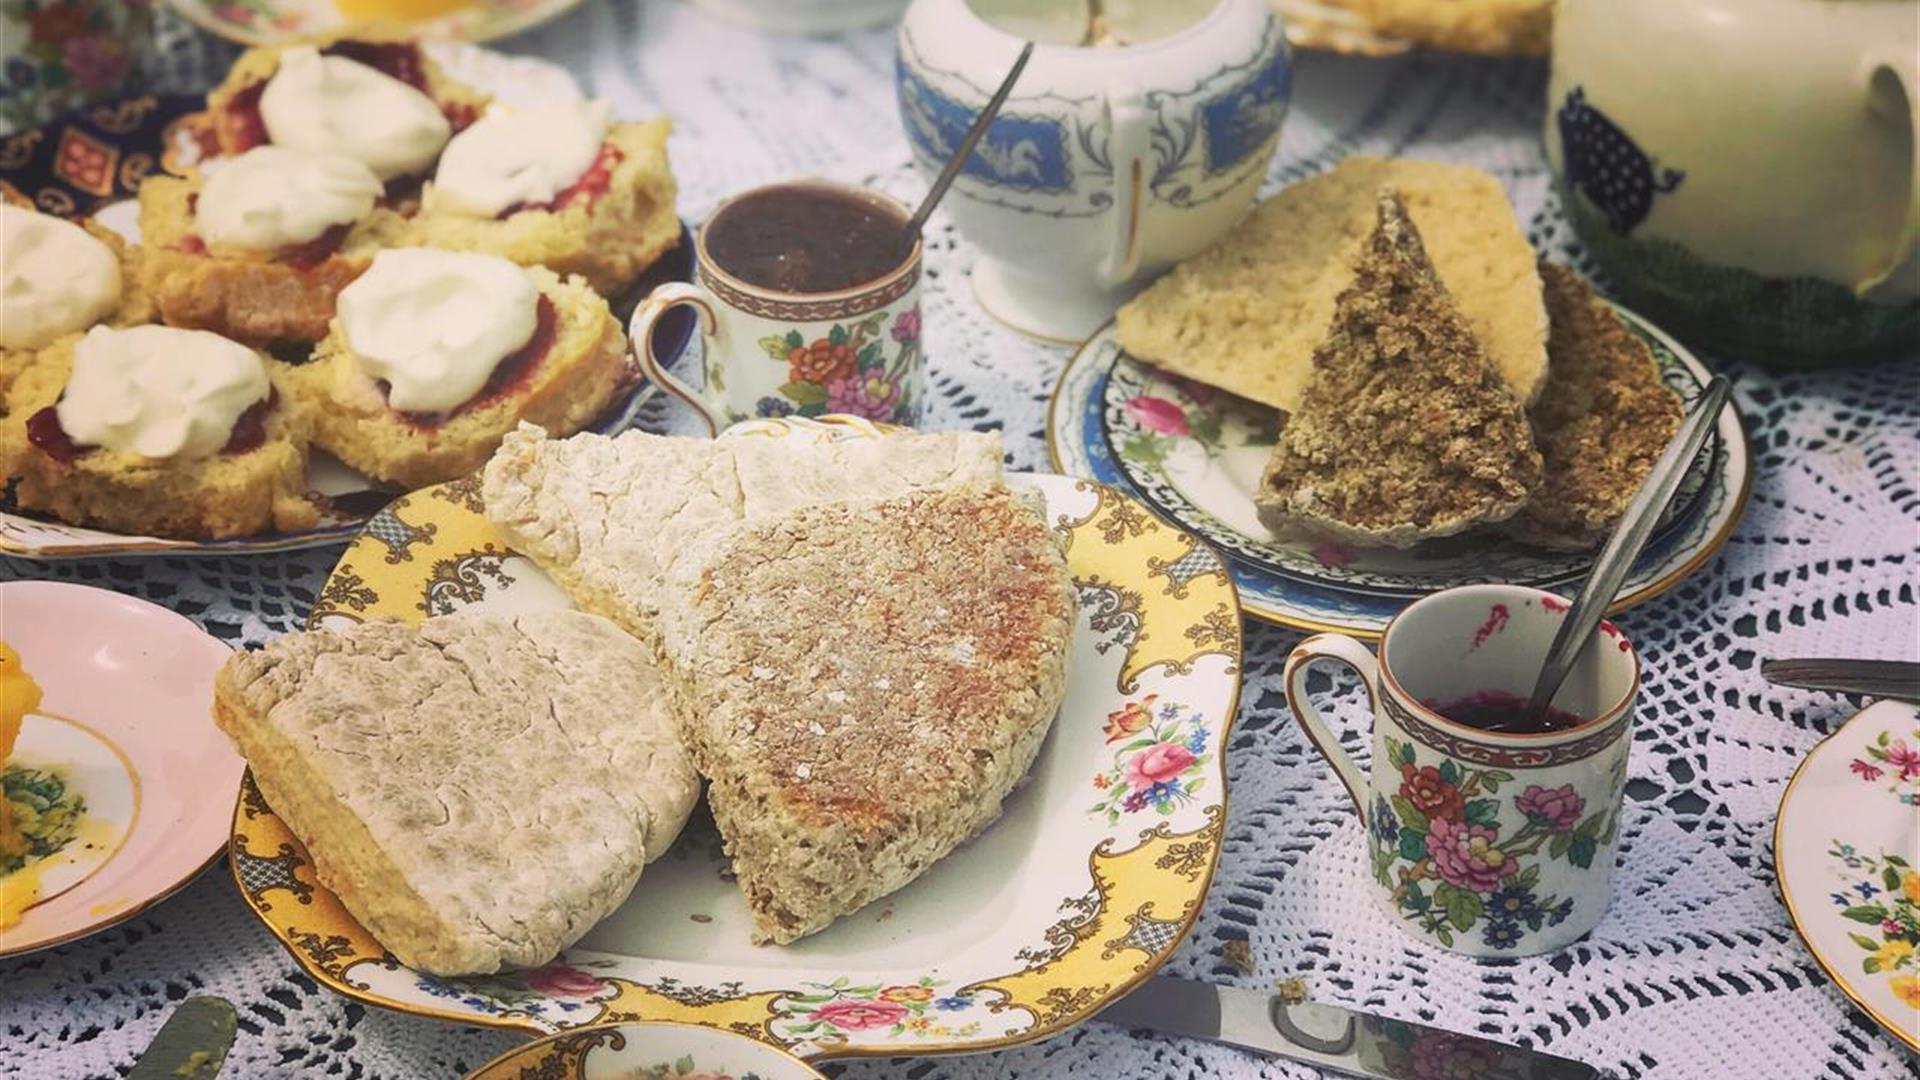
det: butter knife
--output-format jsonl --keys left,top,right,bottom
{"left": 1098, "top": 976, "right": 1605, "bottom": 1079}
{"left": 126, "top": 996, "right": 237, "bottom": 1080}
{"left": 1761, "top": 658, "right": 1920, "bottom": 701}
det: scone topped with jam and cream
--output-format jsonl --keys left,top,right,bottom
{"left": 285, "top": 248, "right": 630, "bottom": 489}
{"left": 411, "top": 98, "right": 680, "bottom": 297}
{"left": 207, "top": 28, "right": 487, "bottom": 190}
{"left": 1, "top": 206, "right": 152, "bottom": 404}
{"left": 0, "top": 324, "right": 316, "bottom": 539}
{"left": 138, "top": 147, "right": 410, "bottom": 344}
{"left": 1254, "top": 191, "right": 1541, "bottom": 548}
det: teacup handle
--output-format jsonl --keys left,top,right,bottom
{"left": 1282, "top": 633, "right": 1380, "bottom": 824}
{"left": 1099, "top": 89, "right": 1153, "bottom": 289}
{"left": 1861, "top": 50, "right": 1920, "bottom": 290}
{"left": 630, "top": 281, "right": 726, "bottom": 438}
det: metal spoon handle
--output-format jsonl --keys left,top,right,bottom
{"left": 902, "top": 41, "right": 1035, "bottom": 241}
{"left": 1525, "top": 375, "right": 1732, "bottom": 719}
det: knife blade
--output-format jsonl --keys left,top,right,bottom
{"left": 1761, "top": 659, "right": 1920, "bottom": 701}
{"left": 1098, "top": 976, "right": 1606, "bottom": 1080}
{"left": 125, "top": 996, "right": 237, "bottom": 1080}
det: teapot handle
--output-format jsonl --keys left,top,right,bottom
{"left": 1861, "top": 50, "right": 1919, "bottom": 291}
{"left": 1099, "top": 89, "right": 1153, "bottom": 289}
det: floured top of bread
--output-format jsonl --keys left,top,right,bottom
{"left": 481, "top": 423, "right": 1005, "bottom": 640}
{"left": 1507, "top": 263, "right": 1683, "bottom": 550}
{"left": 1115, "top": 155, "right": 1547, "bottom": 414}
{"left": 1254, "top": 191, "right": 1542, "bottom": 548}
{"left": 212, "top": 610, "right": 697, "bottom": 976}
{"left": 658, "top": 485, "right": 1074, "bottom": 945}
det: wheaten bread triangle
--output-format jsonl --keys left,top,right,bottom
{"left": 656, "top": 485, "right": 1074, "bottom": 944}
{"left": 1255, "top": 190, "right": 1542, "bottom": 548}
{"left": 213, "top": 610, "right": 697, "bottom": 976}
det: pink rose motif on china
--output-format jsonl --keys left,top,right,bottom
{"left": 826, "top": 370, "right": 903, "bottom": 420}
{"left": 1426, "top": 816, "right": 1507, "bottom": 894}
{"left": 63, "top": 33, "right": 129, "bottom": 91}
{"left": 1883, "top": 739, "right": 1920, "bottom": 781}
{"left": 521, "top": 964, "right": 610, "bottom": 999}
{"left": 1126, "top": 741, "right": 1196, "bottom": 792}
{"left": 891, "top": 304, "right": 922, "bottom": 344}
{"left": 813, "top": 998, "right": 909, "bottom": 1031}
{"left": 1124, "top": 395, "right": 1189, "bottom": 437}
{"left": 1514, "top": 784, "right": 1586, "bottom": 832}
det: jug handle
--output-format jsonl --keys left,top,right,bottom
{"left": 1859, "top": 49, "right": 1919, "bottom": 292}
{"left": 1099, "top": 89, "right": 1153, "bottom": 289}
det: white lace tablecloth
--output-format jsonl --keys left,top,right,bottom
{"left": 5, "top": 4, "right": 1919, "bottom": 1078}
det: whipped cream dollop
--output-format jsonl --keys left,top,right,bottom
{"left": 56, "top": 325, "right": 269, "bottom": 460}
{"left": 337, "top": 248, "right": 538, "bottom": 413}
{"left": 1, "top": 206, "right": 122, "bottom": 350}
{"left": 197, "top": 146, "right": 383, "bottom": 250}
{"left": 260, "top": 46, "right": 451, "bottom": 180}
{"left": 428, "top": 98, "right": 611, "bottom": 218}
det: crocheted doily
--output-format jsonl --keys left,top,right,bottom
{"left": 5, "top": 5, "right": 1916, "bottom": 1078}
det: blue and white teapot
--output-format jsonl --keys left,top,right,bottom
{"left": 897, "top": 0, "right": 1289, "bottom": 340}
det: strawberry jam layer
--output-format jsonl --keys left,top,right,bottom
{"left": 500, "top": 144, "right": 624, "bottom": 218}
{"left": 395, "top": 296, "right": 558, "bottom": 429}
{"left": 28, "top": 390, "right": 279, "bottom": 464}
{"left": 180, "top": 192, "right": 352, "bottom": 266}
{"left": 217, "top": 40, "right": 473, "bottom": 155}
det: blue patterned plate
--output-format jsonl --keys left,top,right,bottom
{"left": 1048, "top": 310, "right": 1752, "bottom": 637}
{"left": 0, "top": 93, "right": 694, "bottom": 559}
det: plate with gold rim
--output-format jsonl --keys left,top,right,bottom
{"left": 1775, "top": 699, "right": 1920, "bottom": 1053}
{"left": 1, "top": 581, "right": 243, "bottom": 957}
{"left": 166, "top": 0, "right": 587, "bottom": 47}
{"left": 1047, "top": 311, "right": 1751, "bottom": 639}
{"left": 465, "top": 1022, "right": 828, "bottom": 1080}
{"left": 0, "top": 82, "right": 694, "bottom": 559}
{"left": 230, "top": 415, "right": 1243, "bottom": 1059}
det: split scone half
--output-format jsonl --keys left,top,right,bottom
{"left": 1255, "top": 191, "right": 1541, "bottom": 548}
{"left": 1506, "top": 263, "right": 1682, "bottom": 550}
{"left": 655, "top": 486, "right": 1075, "bottom": 944}
{"left": 411, "top": 100, "right": 680, "bottom": 297}
{"left": 139, "top": 148, "right": 410, "bottom": 344}
{"left": 206, "top": 27, "right": 486, "bottom": 194}
{"left": 481, "top": 424, "right": 1006, "bottom": 644}
{"left": 0, "top": 205, "right": 153, "bottom": 408}
{"left": 213, "top": 611, "right": 699, "bottom": 976}
{"left": 285, "top": 249, "right": 631, "bottom": 490}
{"left": 0, "top": 324, "right": 316, "bottom": 539}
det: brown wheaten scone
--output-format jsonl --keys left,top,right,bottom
{"left": 1115, "top": 156, "right": 1547, "bottom": 414}
{"left": 0, "top": 339, "right": 316, "bottom": 539}
{"left": 1506, "top": 263, "right": 1683, "bottom": 550}
{"left": 409, "top": 118, "right": 680, "bottom": 298}
{"left": 480, "top": 425, "right": 1006, "bottom": 644}
{"left": 283, "top": 266, "right": 631, "bottom": 489}
{"left": 137, "top": 172, "right": 410, "bottom": 344}
{"left": 655, "top": 486, "right": 1074, "bottom": 944}
{"left": 1255, "top": 190, "right": 1542, "bottom": 548}
{"left": 212, "top": 611, "right": 698, "bottom": 976}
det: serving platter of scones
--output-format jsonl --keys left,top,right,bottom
{"left": 0, "top": 29, "right": 690, "bottom": 558}
{"left": 1049, "top": 158, "right": 1751, "bottom": 637}
{"left": 223, "top": 416, "right": 1244, "bottom": 1057}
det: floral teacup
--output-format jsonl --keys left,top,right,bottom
{"left": 632, "top": 179, "right": 923, "bottom": 436}
{"left": 1283, "top": 584, "right": 1639, "bottom": 958}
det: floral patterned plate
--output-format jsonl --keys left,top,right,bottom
{"left": 230, "top": 415, "right": 1244, "bottom": 1061}
{"left": 465, "top": 1021, "right": 826, "bottom": 1080}
{"left": 1047, "top": 311, "right": 1751, "bottom": 637}
{"left": 166, "top": 0, "right": 585, "bottom": 47}
{"left": 0, "top": 78, "right": 695, "bottom": 559}
{"left": 1776, "top": 698, "right": 1920, "bottom": 1053}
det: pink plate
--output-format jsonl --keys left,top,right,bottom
{"left": 0, "top": 581, "right": 241, "bottom": 955}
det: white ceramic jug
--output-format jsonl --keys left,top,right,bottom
{"left": 896, "top": 0, "right": 1289, "bottom": 341}
{"left": 1548, "top": 0, "right": 1918, "bottom": 364}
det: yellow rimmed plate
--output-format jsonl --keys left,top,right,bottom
{"left": 166, "top": 0, "right": 586, "bottom": 47}
{"left": 230, "top": 415, "right": 1244, "bottom": 1061}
